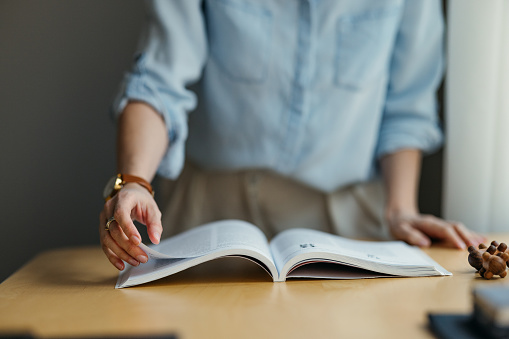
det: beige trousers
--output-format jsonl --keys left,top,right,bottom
{"left": 159, "top": 162, "right": 392, "bottom": 241}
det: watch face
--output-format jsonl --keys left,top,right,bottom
{"left": 103, "top": 176, "right": 118, "bottom": 200}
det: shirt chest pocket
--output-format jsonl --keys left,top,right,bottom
{"left": 334, "top": 7, "right": 401, "bottom": 90}
{"left": 206, "top": 0, "right": 272, "bottom": 83}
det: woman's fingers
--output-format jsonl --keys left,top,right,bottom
{"left": 411, "top": 216, "right": 466, "bottom": 249}
{"left": 449, "top": 221, "right": 486, "bottom": 247}
{"left": 103, "top": 246, "right": 126, "bottom": 271}
{"left": 112, "top": 190, "right": 142, "bottom": 245}
{"left": 99, "top": 217, "right": 148, "bottom": 269}
{"left": 113, "top": 185, "right": 164, "bottom": 246}
{"left": 145, "top": 205, "right": 163, "bottom": 245}
{"left": 390, "top": 221, "right": 431, "bottom": 247}
{"left": 107, "top": 221, "right": 148, "bottom": 264}
{"left": 388, "top": 213, "right": 486, "bottom": 249}
{"left": 99, "top": 184, "right": 164, "bottom": 269}
{"left": 99, "top": 213, "right": 127, "bottom": 270}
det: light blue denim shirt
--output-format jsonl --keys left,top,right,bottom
{"left": 112, "top": 0, "right": 444, "bottom": 193}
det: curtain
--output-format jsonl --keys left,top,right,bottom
{"left": 444, "top": 0, "right": 509, "bottom": 232}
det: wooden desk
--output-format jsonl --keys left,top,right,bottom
{"left": 1, "top": 237, "right": 508, "bottom": 339}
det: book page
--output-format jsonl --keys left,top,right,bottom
{"left": 143, "top": 219, "right": 272, "bottom": 260}
{"left": 269, "top": 228, "right": 449, "bottom": 278}
{"left": 286, "top": 262, "right": 394, "bottom": 279}
{"left": 116, "top": 220, "right": 278, "bottom": 288}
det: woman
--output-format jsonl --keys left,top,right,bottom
{"left": 100, "top": 0, "right": 484, "bottom": 271}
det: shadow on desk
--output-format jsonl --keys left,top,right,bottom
{"left": 139, "top": 256, "right": 274, "bottom": 288}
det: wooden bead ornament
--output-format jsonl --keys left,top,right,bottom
{"left": 467, "top": 241, "right": 509, "bottom": 279}
{"left": 481, "top": 251, "right": 509, "bottom": 279}
{"left": 468, "top": 246, "right": 483, "bottom": 271}
{"left": 499, "top": 242, "right": 508, "bottom": 253}
{"left": 487, "top": 244, "right": 497, "bottom": 255}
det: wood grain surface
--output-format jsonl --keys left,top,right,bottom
{"left": 1, "top": 235, "right": 507, "bottom": 339}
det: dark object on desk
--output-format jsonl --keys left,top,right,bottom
{"left": 468, "top": 241, "right": 509, "bottom": 279}
{"left": 474, "top": 284, "right": 509, "bottom": 338}
{"left": 428, "top": 314, "right": 485, "bottom": 339}
{"left": 429, "top": 284, "right": 509, "bottom": 339}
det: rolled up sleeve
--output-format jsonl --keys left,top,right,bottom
{"left": 111, "top": 0, "right": 207, "bottom": 179}
{"left": 376, "top": 0, "right": 444, "bottom": 159}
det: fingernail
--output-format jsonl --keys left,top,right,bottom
{"left": 137, "top": 255, "right": 148, "bottom": 263}
{"left": 419, "top": 239, "right": 430, "bottom": 247}
{"left": 128, "top": 258, "right": 139, "bottom": 266}
{"left": 132, "top": 235, "right": 141, "bottom": 245}
{"left": 153, "top": 232, "right": 160, "bottom": 243}
{"left": 115, "top": 261, "right": 125, "bottom": 271}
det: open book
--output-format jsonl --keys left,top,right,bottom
{"left": 116, "top": 219, "right": 451, "bottom": 288}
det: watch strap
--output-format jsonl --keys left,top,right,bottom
{"left": 121, "top": 174, "right": 154, "bottom": 196}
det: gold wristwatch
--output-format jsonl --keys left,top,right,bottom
{"left": 103, "top": 174, "right": 154, "bottom": 201}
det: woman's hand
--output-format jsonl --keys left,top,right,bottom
{"left": 386, "top": 209, "right": 486, "bottom": 249}
{"left": 379, "top": 149, "right": 485, "bottom": 249}
{"left": 101, "top": 101, "right": 169, "bottom": 270}
{"left": 99, "top": 183, "right": 163, "bottom": 270}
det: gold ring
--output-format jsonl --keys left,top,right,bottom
{"left": 105, "top": 216, "right": 116, "bottom": 231}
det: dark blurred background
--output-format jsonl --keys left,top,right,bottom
{"left": 0, "top": 0, "right": 144, "bottom": 282}
{"left": 0, "top": 0, "right": 444, "bottom": 283}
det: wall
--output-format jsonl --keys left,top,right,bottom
{"left": 0, "top": 0, "right": 444, "bottom": 283}
{"left": 0, "top": 0, "right": 144, "bottom": 282}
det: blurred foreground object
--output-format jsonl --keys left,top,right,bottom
{"left": 473, "top": 285, "right": 509, "bottom": 338}
{"left": 429, "top": 285, "right": 509, "bottom": 339}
